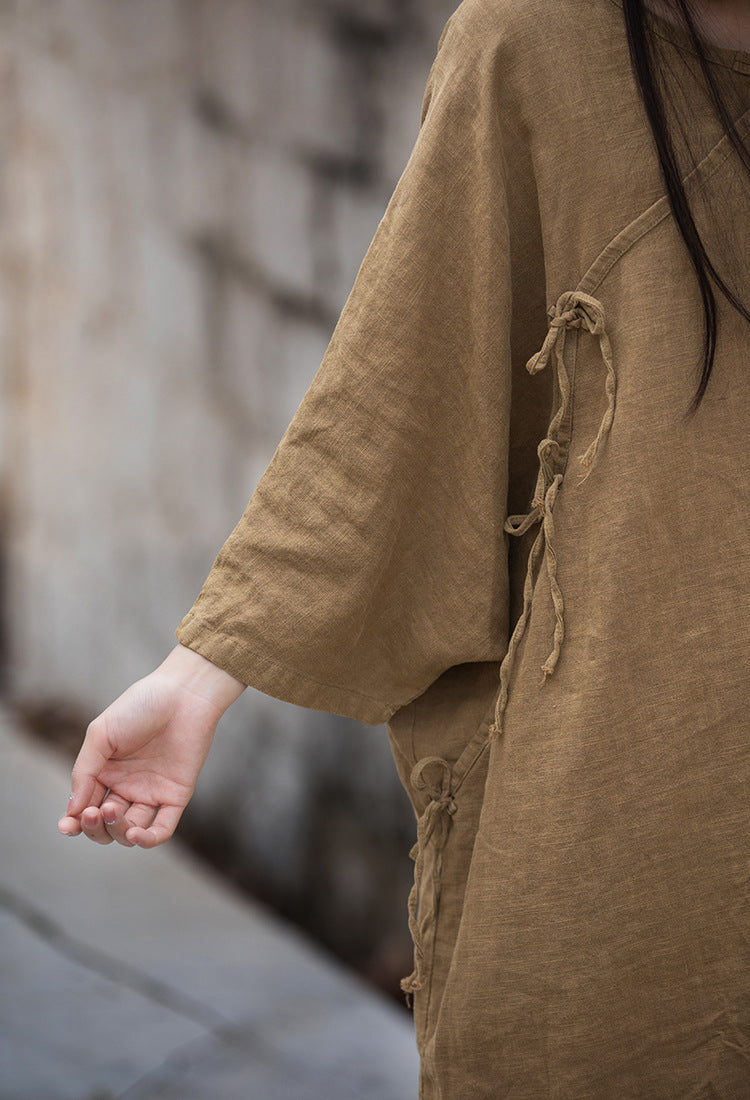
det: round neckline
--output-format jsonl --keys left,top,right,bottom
{"left": 606, "top": 0, "right": 750, "bottom": 74}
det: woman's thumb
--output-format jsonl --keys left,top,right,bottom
{"left": 66, "top": 717, "right": 112, "bottom": 814}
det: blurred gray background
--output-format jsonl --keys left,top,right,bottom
{"left": 0, "top": 0, "right": 458, "bottom": 1010}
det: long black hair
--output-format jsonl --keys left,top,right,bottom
{"left": 621, "top": 0, "right": 750, "bottom": 419}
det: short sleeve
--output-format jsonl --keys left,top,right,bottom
{"left": 175, "top": 8, "right": 518, "bottom": 726}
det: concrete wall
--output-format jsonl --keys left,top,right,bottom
{"left": 0, "top": 0, "right": 458, "bottom": 997}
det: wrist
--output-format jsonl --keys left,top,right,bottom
{"left": 160, "top": 643, "right": 247, "bottom": 713}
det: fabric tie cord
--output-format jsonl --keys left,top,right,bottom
{"left": 399, "top": 289, "right": 616, "bottom": 1008}
{"left": 400, "top": 756, "right": 456, "bottom": 1003}
{"left": 488, "top": 289, "right": 616, "bottom": 741}
{"left": 399, "top": 727, "right": 490, "bottom": 1003}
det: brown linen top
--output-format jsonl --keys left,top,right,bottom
{"left": 175, "top": 0, "right": 750, "bottom": 1095}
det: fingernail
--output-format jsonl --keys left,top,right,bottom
{"left": 67, "top": 794, "right": 74, "bottom": 809}
{"left": 103, "top": 815, "right": 116, "bottom": 825}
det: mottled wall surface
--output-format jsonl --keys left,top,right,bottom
{"left": 0, "top": 0, "right": 458, "bottom": 995}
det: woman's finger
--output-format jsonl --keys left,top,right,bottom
{"left": 80, "top": 805, "right": 115, "bottom": 845}
{"left": 57, "top": 813, "right": 82, "bottom": 837}
{"left": 125, "top": 803, "right": 184, "bottom": 849}
{"left": 67, "top": 717, "right": 116, "bottom": 817}
{"left": 58, "top": 775, "right": 110, "bottom": 840}
{"left": 110, "top": 800, "right": 157, "bottom": 847}
{"left": 100, "top": 794, "right": 150, "bottom": 847}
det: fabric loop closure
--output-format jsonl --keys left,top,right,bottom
{"left": 410, "top": 755, "right": 458, "bottom": 812}
{"left": 401, "top": 754, "right": 458, "bottom": 1003}
{"left": 399, "top": 727, "right": 489, "bottom": 1004}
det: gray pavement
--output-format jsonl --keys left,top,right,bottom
{"left": 0, "top": 706, "right": 420, "bottom": 1100}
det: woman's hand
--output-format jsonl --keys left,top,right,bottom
{"left": 57, "top": 644, "right": 246, "bottom": 849}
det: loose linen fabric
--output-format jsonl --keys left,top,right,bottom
{"left": 176, "top": 0, "right": 750, "bottom": 1095}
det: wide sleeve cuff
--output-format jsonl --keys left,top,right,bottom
{"left": 175, "top": 610, "right": 399, "bottom": 727}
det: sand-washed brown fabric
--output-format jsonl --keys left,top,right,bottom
{"left": 176, "top": 0, "right": 750, "bottom": 1094}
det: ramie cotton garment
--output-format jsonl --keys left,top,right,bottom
{"left": 175, "top": 0, "right": 750, "bottom": 1095}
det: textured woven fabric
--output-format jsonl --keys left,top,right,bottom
{"left": 175, "top": 0, "right": 750, "bottom": 1094}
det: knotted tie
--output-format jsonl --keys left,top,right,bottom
{"left": 488, "top": 289, "right": 617, "bottom": 739}
{"left": 400, "top": 289, "right": 617, "bottom": 1008}
{"left": 400, "top": 757, "right": 456, "bottom": 1003}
